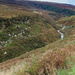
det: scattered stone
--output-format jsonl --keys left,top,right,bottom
{"left": 28, "top": 34, "right": 32, "bottom": 37}
{"left": 4, "top": 52, "right": 7, "bottom": 54}
{"left": 8, "top": 34, "right": 11, "bottom": 36}
{"left": 14, "top": 35, "right": 17, "bottom": 37}
{"left": 25, "top": 28, "right": 28, "bottom": 30}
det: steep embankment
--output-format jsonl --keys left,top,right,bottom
{"left": 0, "top": 4, "right": 60, "bottom": 62}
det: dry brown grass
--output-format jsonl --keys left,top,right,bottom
{"left": 0, "top": 4, "right": 34, "bottom": 18}
{"left": 28, "top": 39, "right": 75, "bottom": 75}
{"left": 70, "top": 27, "right": 75, "bottom": 35}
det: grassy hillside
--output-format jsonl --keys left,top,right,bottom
{"left": 46, "top": 2, "right": 75, "bottom": 10}
{"left": 59, "top": 16, "right": 75, "bottom": 26}
{"left": 58, "top": 16, "right": 75, "bottom": 36}
{"left": 10, "top": 28, "right": 74, "bottom": 75}
{"left": 0, "top": 4, "right": 60, "bottom": 62}
{"left": 0, "top": 29, "right": 74, "bottom": 75}
{"left": 0, "top": 1, "right": 75, "bottom": 75}
{"left": 0, "top": 0, "right": 75, "bottom": 16}
{"left": 32, "top": 2, "right": 75, "bottom": 16}
{"left": 27, "top": 35, "right": 75, "bottom": 75}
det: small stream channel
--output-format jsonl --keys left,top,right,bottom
{"left": 57, "top": 26, "right": 65, "bottom": 39}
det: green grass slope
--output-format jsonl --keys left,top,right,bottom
{"left": 0, "top": 5, "right": 60, "bottom": 62}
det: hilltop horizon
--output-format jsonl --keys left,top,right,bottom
{"left": 14, "top": 0, "right": 75, "bottom": 5}
{"left": 0, "top": 0, "right": 75, "bottom": 6}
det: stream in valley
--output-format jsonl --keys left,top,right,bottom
{"left": 57, "top": 26, "right": 65, "bottom": 39}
